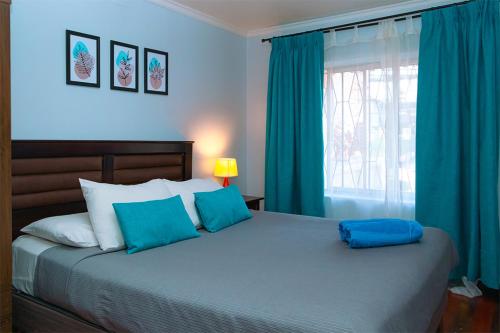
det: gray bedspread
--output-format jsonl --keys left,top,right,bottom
{"left": 34, "top": 211, "right": 457, "bottom": 333}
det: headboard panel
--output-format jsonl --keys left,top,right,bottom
{"left": 12, "top": 156, "right": 103, "bottom": 209}
{"left": 12, "top": 140, "right": 193, "bottom": 240}
{"left": 112, "top": 154, "right": 184, "bottom": 184}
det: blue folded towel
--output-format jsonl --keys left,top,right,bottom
{"left": 339, "top": 219, "right": 423, "bottom": 248}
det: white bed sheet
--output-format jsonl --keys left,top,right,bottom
{"left": 12, "top": 235, "right": 59, "bottom": 295}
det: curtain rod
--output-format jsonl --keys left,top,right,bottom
{"left": 261, "top": 1, "right": 469, "bottom": 43}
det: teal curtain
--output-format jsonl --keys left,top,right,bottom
{"left": 416, "top": 0, "right": 500, "bottom": 289}
{"left": 265, "top": 32, "right": 325, "bottom": 217}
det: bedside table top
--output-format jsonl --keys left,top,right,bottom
{"left": 242, "top": 195, "right": 264, "bottom": 202}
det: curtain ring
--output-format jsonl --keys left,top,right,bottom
{"left": 353, "top": 26, "right": 359, "bottom": 43}
{"left": 406, "top": 16, "right": 415, "bottom": 35}
{"left": 376, "top": 21, "right": 384, "bottom": 39}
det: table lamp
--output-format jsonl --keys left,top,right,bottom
{"left": 214, "top": 158, "right": 238, "bottom": 187}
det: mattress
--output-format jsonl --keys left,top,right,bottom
{"left": 12, "top": 235, "right": 59, "bottom": 295}
{"left": 22, "top": 211, "right": 457, "bottom": 333}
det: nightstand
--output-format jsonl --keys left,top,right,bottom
{"left": 243, "top": 195, "right": 264, "bottom": 210}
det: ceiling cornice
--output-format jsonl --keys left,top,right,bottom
{"left": 247, "top": 0, "right": 460, "bottom": 38}
{"left": 148, "top": 0, "right": 461, "bottom": 38}
{"left": 147, "top": 0, "right": 247, "bottom": 36}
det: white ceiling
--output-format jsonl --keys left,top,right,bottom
{"left": 168, "top": 0, "right": 416, "bottom": 34}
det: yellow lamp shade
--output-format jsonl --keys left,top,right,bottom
{"left": 214, "top": 158, "right": 238, "bottom": 178}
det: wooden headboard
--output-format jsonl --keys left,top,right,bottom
{"left": 11, "top": 140, "right": 193, "bottom": 240}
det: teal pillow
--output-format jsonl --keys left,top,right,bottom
{"left": 194, "top": 185, "right": 252, "bottom": 232}
{"left": 113, "top": 195, "right": 200, "bottom": 254}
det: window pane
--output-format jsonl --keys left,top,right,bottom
{"left": 323, "top": 65, "right": 417, "bottom": 200}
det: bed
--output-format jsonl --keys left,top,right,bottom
{"left": 11, "top": 140, "right": 457, "bottom": 333}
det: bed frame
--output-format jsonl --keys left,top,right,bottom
{"left": 11, "top": 140, "right": 193, "bottom": 332}
{"left": 10, "top": 140, "right": 447, "bottom": 333}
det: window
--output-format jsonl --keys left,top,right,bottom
{"left": 323, "top": 64, "right": 418, "bottom": 202}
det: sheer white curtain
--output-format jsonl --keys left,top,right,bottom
{"left": 323, "top": 17, "right": 420, "bottom": 220}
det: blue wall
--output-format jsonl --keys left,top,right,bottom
{"left": 11, "top": 0, "right": 247, "bottom": 190}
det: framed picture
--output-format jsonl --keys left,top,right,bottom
{"left": 144, "top": 48, "right": 168, "bottom": 95}
{"left": 66, "top": 30, "right": 100, "bottom": 87}
{"left": 110, "top": 41, "right": 138, "bottom": 92}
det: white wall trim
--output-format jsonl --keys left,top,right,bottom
{"left": 147, "top": 0, "right": 247, "bottom": 36}
{"left": 247, "top": 0, "right": 461, "bottom": 38}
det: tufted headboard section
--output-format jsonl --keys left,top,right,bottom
{"left": 12, "top": 140, "right": 193, "bottom": 240}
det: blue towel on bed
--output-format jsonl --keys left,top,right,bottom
{"left": 339, "top": 219, "right": 423, "bottom": 248}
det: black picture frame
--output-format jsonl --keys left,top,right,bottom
{"left": 110, "top": 40, "right": 139, "bottom": 92}
{"left": 144, "top": 48, "right": 168, "bottom": 95}
{"left": 66, "top": 30, "right": 100, "bottom": 87}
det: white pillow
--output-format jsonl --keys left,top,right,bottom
{"left": 80, "top": 179, "right": 172, "bottom": 250}
{"left": 21, "top": 212, "right": 98, "bottom": 247}
{"left": 163, "top": 178, "right": 222, "bottom": 228}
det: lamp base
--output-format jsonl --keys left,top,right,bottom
{"left": 222, "top": 177, "right": 230, "bottom": 187}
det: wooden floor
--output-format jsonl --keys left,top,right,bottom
{"left": 441, "top": 286, "right": 499, "bottom": 333}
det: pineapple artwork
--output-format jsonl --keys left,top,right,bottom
{"left": 148, "top": 58, "right": 165, "bottom": 90}
{"left": 73, "top": 41, "right": 95, "bottom": 80}
{"left": 144, "top": 48, "right": 168, "bottom": 95}
{"left": 116, "top": 51, "right": 134, "bottom": 87}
